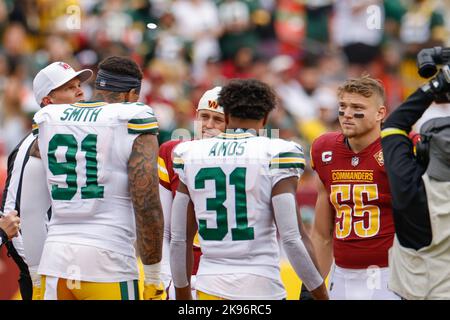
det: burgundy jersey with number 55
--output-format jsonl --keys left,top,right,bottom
{"left": 311, "top": 132, "right": 395, "bottom": 269}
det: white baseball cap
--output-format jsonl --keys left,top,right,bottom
{"left": 197, "top": 86, "right": 224, "bottom": 114}
{"left": 269, "top": 55, "right": 294, "bottom": 74}
{"left": 33, "top": 61, "right": 93, "bottom": 104}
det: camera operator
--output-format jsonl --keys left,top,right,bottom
{"left": 0, "top": 211, "right": 20, "bottom": 247}
{"left": 381, "top": 53, "right": 450, "bottom": 299}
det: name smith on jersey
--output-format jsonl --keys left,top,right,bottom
{"left": 60, "top": 106, "right": 103, "bottom": 122}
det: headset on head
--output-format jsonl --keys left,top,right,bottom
{"left": 416, "top": 120, "right": 450, "bottom": 167}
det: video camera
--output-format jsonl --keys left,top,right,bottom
{"left": 417, "top": 47, "right": 450, "bottom": 103}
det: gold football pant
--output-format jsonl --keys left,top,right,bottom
{"left": 41, "top": 276, "right": 139, "bottom": 300}
{"left": 196, "top": 290, "right": 227, "bottom": 300}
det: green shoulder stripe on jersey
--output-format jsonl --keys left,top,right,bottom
{"left": 269, "top": 162, "right": 305, "bottom": 170}
{"left": 381, "top": 127, "right": 408, "bottom": 139}
{"left": 270, "top": 150, "right": 306, "bottom": 170}
{"left": 173, "top": 157, "right": 184, "bottom": 170}
{"left": 127, "top": 117, "right": 158, "bottom": 134}
{"left": 270, "top": 158, "right": 305, "bottom": 164}
{"left": 173, "top": 162, "right": 184, "bottom": 170}
{"left": 128, "top": 127, "right": 158, "bottom": 135}
{"left": 128, "top": 117, "right": 157, "bottom": 125}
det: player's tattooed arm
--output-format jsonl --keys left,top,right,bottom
{"left": 29, "top": 139, "right": 41, "bottom": 159}
{"left": 128, "top": 133, "right": 164, "bottom": 265}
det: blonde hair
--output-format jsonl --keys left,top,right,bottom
{"left": 337, "top": 74, "right": 385, "bottom": 105}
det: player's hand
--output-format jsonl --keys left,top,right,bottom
{"left": 0, "top": 210, "right": 20, "bottom": 239}
{"left": 310, "top": 282, "right": 329, "bottom": 300}
{"left": 175, "top": 286, "right": 193, "bottom": 300}
{"left": 143, "top": 282, "right": 166, "bottom": 300}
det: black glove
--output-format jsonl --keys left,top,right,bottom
{"left": 425, "top": 65, "right": 450, "bottom": 103}
{"left": 299, "top": 283, "right": 314, "bottom": 300}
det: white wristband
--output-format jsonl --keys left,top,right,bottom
{"left": 28, "top": 265, "right": 41, "bottom": 287}
{"left": 143, "top": 262, "right": 161, "bottom": 285}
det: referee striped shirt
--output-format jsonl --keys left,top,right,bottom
{"left": 1, "top": 132, "right": 51, "bottom": 299}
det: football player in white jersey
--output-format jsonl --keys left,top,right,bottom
{"left": 32, "top": 56, "right": 164, "bottom": 300}
{"left": 170, "top": 79, "right": 328, "bottom": 300}
{"left": 1, "top": 61, "right": 92, "bottom": 300}
{"left": 158, "top": 86, "right": 226, "bottom": 299}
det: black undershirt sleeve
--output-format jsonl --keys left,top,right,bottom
{"left": 381, "top": 88, "right": 433, "bottom": 250}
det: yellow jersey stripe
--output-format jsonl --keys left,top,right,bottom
{"left": 381, "top": 128, "right": 408, "bottom": 139}
{"left": 158, "top": 157, "right": 168, "bottom": 174}
{"left": 158, "top": 157, "right": 170, "bottom": 183}
{"left": 127, "top": 122, "right": 158, "bottom": 130}
{"left": 193, "top": 233, "right": 200, "bottom": 246}
{"left": 217, "top": 132, "right": 254, "bottom": 138}
{"left": 173, "top": 157, "right": 184, "bottom": 164}
{"left": 72, "top": 102, "right": 108, "bottom": 107}
{"left": 270, "top": 158, "right": 306, "bottom": 164}
{"left": 158, "top": 168, "right": 170, "bottom": 183}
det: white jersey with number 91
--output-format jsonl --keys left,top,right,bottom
{"left": 33, "top": 101, "right": 158, "bottom": 259}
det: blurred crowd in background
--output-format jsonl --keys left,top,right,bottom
{"left": 0, "top": 0, "right": 449, "bottom": 226}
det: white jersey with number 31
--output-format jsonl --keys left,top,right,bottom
{"left": 173, "top": 130, "right": 305, "bottom": 281}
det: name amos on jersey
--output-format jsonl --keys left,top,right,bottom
{"left": 60, "top": 107, "right": 103, "bottom": 122}
{"left": 331, "top": 170, "right": 374, "bottom": 183}
{"left": 208, "top": 141, "right": 247, "bottom": 157}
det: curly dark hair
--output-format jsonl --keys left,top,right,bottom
{"left": 98, "top": 56, "right": 143, "bottom": 80}
{"left": 218, "top": 79, "right": 277, "bottom": 120}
